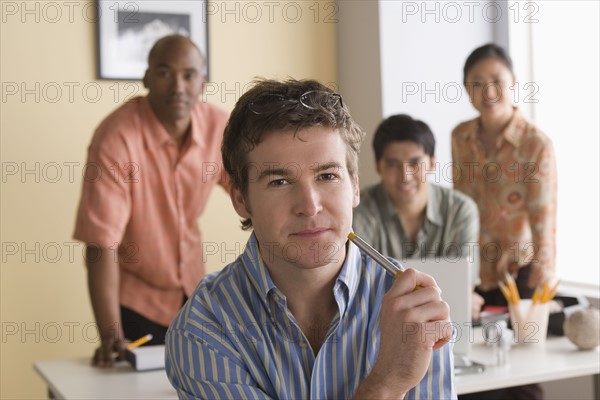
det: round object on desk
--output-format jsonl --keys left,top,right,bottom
{"left": 563, "top": 308, "right": 600, "bottom": 350}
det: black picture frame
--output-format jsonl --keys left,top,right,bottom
{"left": 96, "top": 0, "right": 208, "bottom": 80}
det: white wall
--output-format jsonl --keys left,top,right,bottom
{"left": 378, "top": 0, "right": 500, "bottom": 188}
{"left": 336, "top": 1, "right": 383, "bottom": 188}
{"left": 528, "top": 1, "right": 600, "bottom": 287}
{"left": 341, "top": 0, "right": 600, "bottom": 288}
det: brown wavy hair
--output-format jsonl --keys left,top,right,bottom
{"left": 222, "top": 78, "right": 365, "bottom": 230}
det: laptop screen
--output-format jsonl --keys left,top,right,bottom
{"left": 403, "top": 258, "right": 473, "bottom": 358}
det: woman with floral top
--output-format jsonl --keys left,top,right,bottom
{"left": 452, "top": 43, "right": 557, "bottom": 400}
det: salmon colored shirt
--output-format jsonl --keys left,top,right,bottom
{"left": 451, "top": 109, "right": 557, "bottom": 290}
{"left": 74, "top": 96, "right": 229, "bottom": 326}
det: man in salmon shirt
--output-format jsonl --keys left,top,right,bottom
{"left": 73, "top": 35, "right": 229, "bottom": 367}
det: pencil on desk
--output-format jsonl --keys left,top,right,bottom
{"left": 127, "top": 334, "right": 153, "bottom": 350}
{"left": 347, "top": 232, "right": 423, "bottom": 289}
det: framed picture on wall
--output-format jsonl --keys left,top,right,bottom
{"left": 96, "top": 0, "right": 208, "bottom": 80}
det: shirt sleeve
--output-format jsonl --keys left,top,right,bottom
{"left": 72, "top": 131, "right": 132, "bottom": 248}
{"left": 525, "top": 139, "right": 557, "bottom": 287}
{"left": 405, "top": 342, "right": 457, "bottom": 400}
{"left": 166, "top": 327, "right": 275, "bottom": 400}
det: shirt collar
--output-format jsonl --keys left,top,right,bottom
{"left": 464, "top": 107, "right": 527, "bottom": 149}
{"left": 334, "top": 239, "right": 361, "bottom": 314}
{"left": 240, "top": 232, "right": 361, "bottom": 317}
{"left": 239, "top": 233, "right": 279, "bottom": 304}
{"left": 500, "top": 108, "right": 527, "bottom": 147}
{"left": 140, "top": 96, "right": 205, "bottom": 149}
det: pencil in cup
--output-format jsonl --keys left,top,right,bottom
{"left": 347, "top": 233, "right": 423, "bottom": 290}
{"left": 532, "top": 280, "right": 560, "bottom": 304}
{"left": 498, "top": 281, "right": 517, "bottom": 305}
{"left": 127, "top": 334, "right": 153, "bottom": 350}
{"left": 498, "top": 273, "right": 521, "bottom": 305}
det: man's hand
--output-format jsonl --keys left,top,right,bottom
{"left": 92, "top": 337, "right": 129, "bottom": 368}
{"left": 354, "top": 268, "right": 452, "bottom": 399}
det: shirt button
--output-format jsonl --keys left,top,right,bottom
{"left": 272, "top": 294, "right": 279, "bottom": 302}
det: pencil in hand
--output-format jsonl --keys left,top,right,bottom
{"left": 347, "top": 232, "right": 423, "bottom": 289}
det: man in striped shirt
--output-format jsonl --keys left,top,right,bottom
{"left": 165, "top": 79, "right": 457, "bottom": 399}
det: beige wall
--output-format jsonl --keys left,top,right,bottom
{"left": 0, "top": 1, "right": 336, "bottom": 398}
{"left": 336, "top": 1, "right": 382, "bottom": 188}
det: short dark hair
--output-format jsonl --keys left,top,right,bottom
{"left": 222, "top": 78, "right": 364, "bottom": 230}
{"left": 372, "top": 114, "right": 435, "bottom": 161}
{"left": 463, "top": 43, "right": 514, "bottom": 84}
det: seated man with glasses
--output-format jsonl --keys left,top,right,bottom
{"left": 353, "top": 114, "right": 484, "bottom": 320}
{"left": 165, "top": 79, "right": 456, "bottom": 399}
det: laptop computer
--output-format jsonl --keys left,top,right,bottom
{"left": 403, "top": 257, "right": 484, "bottom": 375}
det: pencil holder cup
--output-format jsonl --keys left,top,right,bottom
{"left": 509, "top": 299, "right": 550, "bottom": 346}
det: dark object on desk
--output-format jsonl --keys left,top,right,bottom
{"left": 475, "top": 295, "right": 590, "bottom": 337}
{"left": 548, "top": 295, "right": 590, "bottom": 336}
{"left": 125, "top": 345, "right": 165, "bottom": 371}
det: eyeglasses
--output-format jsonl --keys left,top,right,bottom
{"left": 248, "top": 90, "right": 343, "bottom": 115}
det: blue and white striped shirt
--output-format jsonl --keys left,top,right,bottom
{"left": 166, "top": 233, "right": 456, "bottom": 399}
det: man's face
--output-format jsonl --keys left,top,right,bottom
{"left": 465, "top": 57, "right": 515, "bottom": 118}
{"left": 230, "top": 126, "right": 360, "bottom": 271}
{"left": 376, "top": 141, "right": 434, "bottom": 207}
{"left": 143, "top": 41, "right": 205, "bottom": 124}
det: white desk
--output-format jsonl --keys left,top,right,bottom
{"left": 456, "top": 329, "right": 600, "bottom": 395}
{"left": 35, "top": 334, "right": 599, "bottom": 399}
{"left": 33, "top": 358, "right": 177, "bottom": 399}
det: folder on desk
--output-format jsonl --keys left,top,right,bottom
{"left": 125, "top": 345, "right": 165, "bottom": 371}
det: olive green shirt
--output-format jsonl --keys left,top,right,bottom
{"left": 353, "top": 182, "right": 480, "bottom": 285}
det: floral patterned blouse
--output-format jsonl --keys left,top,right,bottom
{"left": 451, "top": 108, "right": 557, "bottom": 290}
